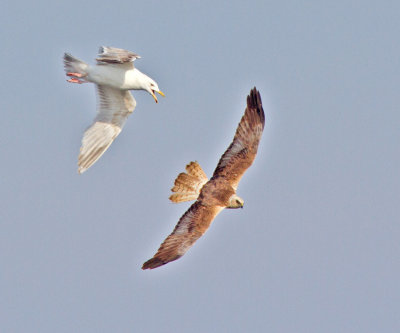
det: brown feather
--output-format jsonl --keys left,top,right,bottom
{"left": 142, "top": 202, "right": 223, "bottom": 269}
{"left": 212, "top": 87, "right": 265, "bottom": 189}
{"left": 186, "top": 161, "right": 208, "bottom": 180}
{"left": 169, "top": 161, "right": 208, "bottom": 203}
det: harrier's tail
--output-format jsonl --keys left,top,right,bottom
{"left": 63, "top": 53, "right": 89, "bottom": 76}
{"left": 169, "top": 161, "right": 208, "bottom": 203}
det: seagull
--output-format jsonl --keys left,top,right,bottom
{"left": 64, "top": 46, "right": 164, "bottom": 174}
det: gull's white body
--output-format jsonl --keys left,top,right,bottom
{"left": 64, "top": 46, "right": 164, "bottom": 174}
{"left": 87, "top": 64, "right": 151, "bottom": 90}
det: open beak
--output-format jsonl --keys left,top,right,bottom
{"left": 151, "top": 90, "right": 165, "bottom": 103}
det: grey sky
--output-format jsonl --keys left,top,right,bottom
{"left": 1, "top": 1, "right": 399, "bottom": 332}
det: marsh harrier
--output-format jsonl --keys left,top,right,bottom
{"left": 142, "top": 87, "right": 265, "bottom": 269}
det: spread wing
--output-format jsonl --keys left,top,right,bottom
{"left": 142, "top": 201, "right": 224, "bottom": 269}
{"left": 96, "top": 46, "right": 140, "bottom": 65}
{"left": 212, "top": 87, "right": 265, "bottom": 190}
{"left": 78, "top": 85, "right": 136, "bottom": 174}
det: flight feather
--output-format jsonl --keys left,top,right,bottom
{"left": 142, "top": 87, "right": 265, "bottom": 269}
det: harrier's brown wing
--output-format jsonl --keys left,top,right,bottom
{"left": 212, "top": 87, "right": 265, "bottom": 190}
{"left": 142, "top": 201, "right": 223, "bottom": 269}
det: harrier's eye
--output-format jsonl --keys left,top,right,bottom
{"left": 236, "top": 200, "right": 241, "bottom": 205}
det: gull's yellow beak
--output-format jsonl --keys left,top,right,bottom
{"left": 151, "top": 90, "right": 165, "bottom": 103}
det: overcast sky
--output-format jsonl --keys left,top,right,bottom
{"left": 1, "top": 1, "right": 400, "bottom": 332}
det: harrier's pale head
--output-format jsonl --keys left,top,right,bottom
{"left": 227, "top": 194, "right": 244, "bottom": 209}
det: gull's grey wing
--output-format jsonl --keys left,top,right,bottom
{"left": 96, "top": 46, "right": 140, "bottom": 64}
{"left": 78, "top": 85, "right": 136, "bottom": 173}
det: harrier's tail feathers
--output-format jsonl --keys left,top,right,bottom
{"left": 169, "top": 189, "right": 199, "bottom": 203}
{"left": 63, "top": 53, "right": 88, "bottom": 76}
{"left": 185, "top": 160, "right": 208, "bottom": 180}
{"left": 169, "top": 161, "right": 208, "bottom": 203}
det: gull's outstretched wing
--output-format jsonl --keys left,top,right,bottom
{"left": 78, "top": 85, "right": 136, "bottom": 173}
{"left": 96, "top": 46, "right": 140, "bottom": 64}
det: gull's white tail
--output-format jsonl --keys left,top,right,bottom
{"left": 63, "top": 53, "right": 88, "bottom": 76}
{"left": 169, "top": 161, "right": 208, "bottom": 203}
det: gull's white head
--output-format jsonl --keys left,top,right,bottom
{"left": 145, "top": 78, "right": 165, "bottom": 103}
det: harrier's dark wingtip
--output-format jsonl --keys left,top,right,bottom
{"left": 247, "top": 87, "right": 262, "bottom": 109}
{"left": 142, "top": 258, "right": 164, "bottom": 270}
{"left": 246, "top": 87, "right": 265, "bottom": 128}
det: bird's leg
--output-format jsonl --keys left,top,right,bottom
{"left": 66, "top": 72, "right": 88, "bottom": 84}
{"left": 67, "top": 78, "right": 85, "bottom": 84}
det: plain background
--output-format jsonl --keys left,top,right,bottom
{"left": 1, "top": 1, "right": 399, "bottom": 332}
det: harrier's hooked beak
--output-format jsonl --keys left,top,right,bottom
{"left": 151, "top": 89, "right": 165, "bottom": 103}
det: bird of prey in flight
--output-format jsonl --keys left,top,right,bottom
{"left": 142, "top": 87, "right": 265, "bottom": 269}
